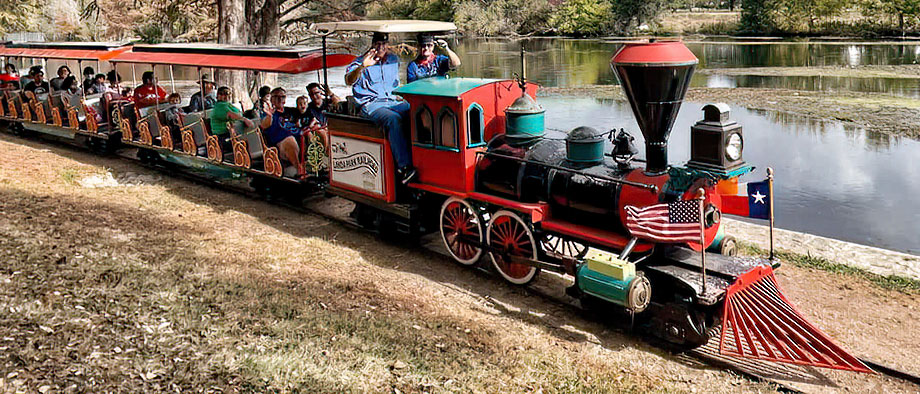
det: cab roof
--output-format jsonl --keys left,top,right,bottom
{"left": 311, "top": 20, "right": 457, "bottom": 35}
{"left": 110, "top": 43, "right": 355, "bottom": 73}
{"left": 394, "top": 77, "right": 501, "bottom": 98}
{"left": 0, "top": 41, "right": 130, "bottom": 60}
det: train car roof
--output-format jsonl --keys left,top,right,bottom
{"left": 311, "top": 20, "right": 457, "bottom": 34}
{"left": 394, "top": 77, "right": 502, "bottom": 97}
{"left": 0, "top": 41, "right": 131, "bottom": 60}
{"left": 110, "top": 43, "right": 355, "bottom": 73}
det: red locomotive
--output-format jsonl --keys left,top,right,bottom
{"left": 0, "top": 28, "right": 873, "bottom": 373}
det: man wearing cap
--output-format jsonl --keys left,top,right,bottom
{"left": 189, "top": 74, "right": 217, "bottom": 112}
{"left": 344, "top": 31, "right": 417, "bottom": 184}
{"left": 407, "top": 34, "right": 460, "bottom": 83}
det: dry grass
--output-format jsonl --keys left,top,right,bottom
{"left": 657, "top": 11, "right": 740, "bottom": 35}
{"left": 0, "top": 134, "right": 776, "bottom": 392}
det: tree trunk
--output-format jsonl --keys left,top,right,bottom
{"left": 217, "top": 0, "right": 252, "bottom": 108}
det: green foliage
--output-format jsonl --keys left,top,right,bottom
{"left": 367, "top": 0, "right": 454, "bottom": 21}
{"left": 610, "top": 0, "right": 668, "bottom": 33}
{"left": 135, "top": 23, "right": 166, "bottom": 44}
{"left": 549, "top": 0, "right": 612, "bottom": 36}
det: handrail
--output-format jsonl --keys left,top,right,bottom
{"left": 476, "top": 150, "right": 659, "bottom": 192}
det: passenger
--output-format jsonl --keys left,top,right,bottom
{"left": 164, "top": 93, "right": 185, "bottom": 140}
{"left": 0, "top": 64, "right": 19, "bottom": 90}
{"left": 133, "top": 71, "right": 166, "bottom": 108}
{"left": 345, "top": 32, "right": 417, "bottom": 184}
{"left": 259, "top": 87, "right": 304, "bottom": 177}
{"left": 49, "top": 65, "right": 71, "bottom": 91}
{"left": 24, "top": 69, "right": 50, "bottom": 95}
{"left": 290, "top": 95, "right": 312, "bottom": 129}
{"left": 121, "top": 87, "right": 135, "bottom": 102}
{"left": 89, "top": 73, "right": 107, "bottom": 95}
{"left": 20, "top": 66, "right": 41, "bottom": 89}
{"left": 304, "top": 82, "right": 341, "bottom": 127}
{"left": 245, "top": 85, "right": 271, "bottom": 119}
{"left": 81, "top": 66, "right": 95, "bottom": 92}
{"left": 188, "top": 74, "right": 216, "bottom": 112}
{"left": 211, "top": 86, "right": 254, "bottom": 152}
{"left": 407, "top": 34, "right": 461, "bottom": 83}
{"left": 60, "top": 76, "right": 82, "bottom": 109}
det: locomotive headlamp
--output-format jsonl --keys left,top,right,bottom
{"left": 687, "top": 103, "right": 747, "bottom": 175}
{"left": 725, "top": 132, "right": 743, "bottom": 161}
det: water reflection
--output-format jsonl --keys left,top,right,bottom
{"left": 540, "top": 98, "right": 920, "bottom": 255}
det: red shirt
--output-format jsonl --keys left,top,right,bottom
{"left": 134, "top": 84, "right": 167, "bottom": 107}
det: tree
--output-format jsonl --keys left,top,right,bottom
{"left": 549, "top": 0, "right": 612, "bottom": 36}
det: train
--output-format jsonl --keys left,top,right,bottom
{"left": 0, "top": 21, "right": 873, "bottom": 373}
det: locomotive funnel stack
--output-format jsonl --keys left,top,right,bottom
{"left": 611, "top": 40, "right": 697, "bottom": 174}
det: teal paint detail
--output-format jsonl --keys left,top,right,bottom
{"left": 566, "top": 140, "right": 605, "bottom": 163}
{"left": 394, "top": 77, "right": 500, "bottom": 97}
{"left": 665, "top": 164, "right": 755, "bottom": 195}
{"left": 707, "top": 225, "right": 726, "bottom": 253}
{"left": 467, "top": 102, "right": 485, "bottom": 147}
{"left": 161, "top": 151, "right": 243, "bottom": 179}
{"left": 505, "top": 112, "right": 545, "bottom": 140}
{"left": 577, "top": 263, "right": 634, "bottom": 307}
{"left": 24, "top": 123, "right": 76, "bottom": 139}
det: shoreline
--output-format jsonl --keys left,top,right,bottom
{"left": 724, "top": 218, "right": 920, "bottom": 280}
{"left": 540, "top": 85, "right": 920, "bottom": 140}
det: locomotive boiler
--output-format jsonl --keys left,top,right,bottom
{"left": 476, "top": 40, "right": 721, "bottom": 247}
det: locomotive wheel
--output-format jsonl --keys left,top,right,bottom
{"left": 487, "top": 210, "right": 539, "bottom": 285}
{"left": 540, "top": 235, "right": 588, "bottom": 259}
{"left": 439, "top": 198, "right": 484, "bottom": 266}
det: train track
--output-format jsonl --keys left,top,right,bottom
{"left": 5, "top": 129, "right": 920, "bottom": 391}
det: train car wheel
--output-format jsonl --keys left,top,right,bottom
{"left": 439, "top": 198, "right": 484, "bottom": 266}
{"left": 487, "top": 210, "right": 539, "bottom": 285}
{"left": 540, "top": 235, "right": 588, "bottom": 259}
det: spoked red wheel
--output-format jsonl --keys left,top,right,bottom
{"left": 540, "top": 234, "right": 588, "bottom": 259}
{"left": 439, "top": 198, "right": 484, "bottom": 265}
{"left": 487, "top": 210, "right": 539, "bottom": 285}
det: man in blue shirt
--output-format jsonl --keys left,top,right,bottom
{"left": 407, "top": 34, "right": 461, "bottom": 83}
{"left": 345, "top": 32, "right": 417, "bottom": 184}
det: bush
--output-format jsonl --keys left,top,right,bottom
{"left": 549, "top": 0, "right": 613, "bottom": 36}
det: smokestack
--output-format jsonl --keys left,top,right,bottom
{"left": 611, "top": 40, "right": 697, "bottom": 175}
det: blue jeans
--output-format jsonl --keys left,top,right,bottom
{"left": 362, "top": 99, "right": 411, "bottom": 168}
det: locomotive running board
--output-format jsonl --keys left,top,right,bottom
{"left": 719, "top": 266, "right": 873, "bottom": 373}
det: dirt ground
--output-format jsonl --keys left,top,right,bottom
{"left": 541, "top": 85, "right": 920, "bottom": 140}
{"left": 0, "top": 132, "right": 919, "bottom": 393}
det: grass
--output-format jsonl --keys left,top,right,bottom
{"left": 738, "top": 242, "right": 920, "bottom": 294}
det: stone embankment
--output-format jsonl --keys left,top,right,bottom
{"left": 723, "top": 218, "right": 920, "bottom": 280}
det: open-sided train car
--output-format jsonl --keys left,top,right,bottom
{"left": 0, "top": 41, "right": 130, "bottom": 145}
{"left": 107, "top": 43, "right": 354, "bottom": 183}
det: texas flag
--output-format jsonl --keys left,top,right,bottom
{"left": 721, "top": 180, "right": 770, "bottom": 220}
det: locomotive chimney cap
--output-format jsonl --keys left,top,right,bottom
{"left": 611, "top": 39, "right": 698, "bottom": 67}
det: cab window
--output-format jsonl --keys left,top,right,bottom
{"left": 414, "top": 105, "right": 433, "bottom": 145}
{"left": 467, "top": 103, "right": 484, "bottom": 147}
{"left": 437, "top": 107, "right": 458, "bottom": 149}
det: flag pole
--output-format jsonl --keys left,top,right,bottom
{"left": 697, "top": 188, "right": 707, "bottom": 295}
{"left": 767, "top": 167, "right": 775, "bottom": 260}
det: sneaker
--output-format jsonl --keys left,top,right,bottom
{"left": 398, "top": 166, "right": 418, "bottom": 185}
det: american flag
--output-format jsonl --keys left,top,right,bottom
{"left": 625, "top": 200, "right": 702, "bottom": 243}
